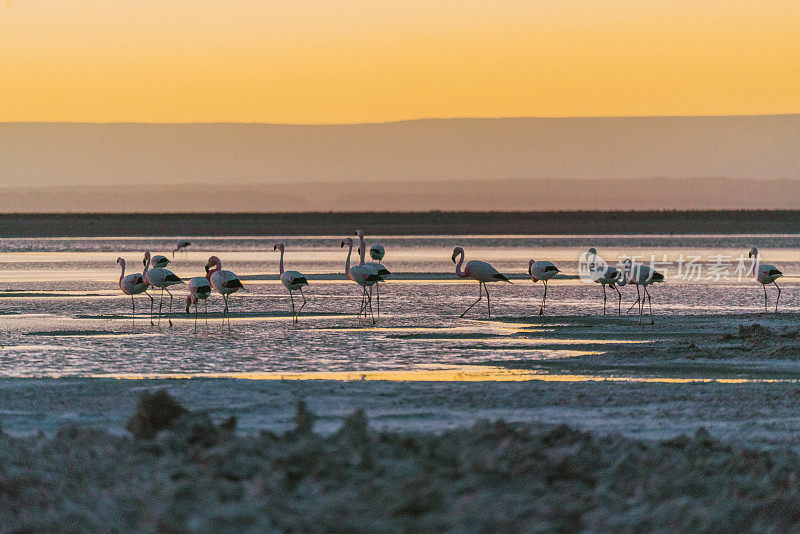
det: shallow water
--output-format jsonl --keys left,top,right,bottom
{"left": 0, "top": 234, "right": 797, "bottom": 378}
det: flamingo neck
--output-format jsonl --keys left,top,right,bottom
{"left": 344, "top": 242, "right": 353, "bottom": 276}
{"left": 119, "top": 262, "right": 125, "bottom": 285}
{"left": 206, "top": 261, "right": 220, "bottom": 280}
{"left": 454, "top": 252, "right": 467, "bottom": 278}
{"left": 278, "top": 249, "right": 285, "bottom": 274}
{"left": 358, "top": 234, "right": 366, "bottom": 266}
{"left": 141, "top": 258, "right": 149, "bottom": 279}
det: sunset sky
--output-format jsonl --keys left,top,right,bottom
{"left": 2, "top": 0, "right": 799, "bottom": 124}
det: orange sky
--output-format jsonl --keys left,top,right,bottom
{"left": 1, "top": 0, "right": 798, "bottom": 123}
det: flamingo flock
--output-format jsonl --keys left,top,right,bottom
{"left": 113, "top": 236, "right": 786, "bottom": 329}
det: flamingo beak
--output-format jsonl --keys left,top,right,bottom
{"left": 451, "top": 255, "right": 456, "bottom": 263}
{"left": 528, "top": 264, "right": 532, "bottom": 275}
{"left": 273, "top": 244, "right": 278, "bottom": 251}
{"left": 340, "top": 241, "right": 345, "bottom": 248}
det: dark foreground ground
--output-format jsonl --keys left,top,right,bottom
{"left": 3, "top": 391, "right": 800, "bottom": 532}
{"left": 2, "top": 210, "right": 800, "bottom": 236}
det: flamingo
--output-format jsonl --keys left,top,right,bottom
{"left": 356, "top": 230, "right": 389, "bottom": 317}
{"left": 116, "top": 257, "right": 151, "bottom": 323}
{"left": 341, "top": 238, "right": 382, "bottom": 323}
{"left": 622, "top": 259, "right": 664, "bottom": 325}
{"left": 142, "top": 251, "right": 183, "bottom": 326}
{"left": 274, "top": 243, "right": 309, "bottom": 323}
{"left": 528, "top": 258, "right": 560, "bottom": 315}
{"left": 173, "top": 240, "right": 191, "bottom": 257}
{"left": 150, "top": 255, "right": 171, "bottom": 269}
{"left": 451, "top": 246, "right": 510, "bottom": 317}
{"left": 748, "top": 247, "right": 783, "bottom": 313}
{"left": 587, "top": 248, "right": 623, "bottom": 315}
{"left": 369, "top": 243, "right": 385, "bottom": 261}
{"left": 185, "top": 275, "right": 212, "bottom": 330}
{"left": 206, "top": 256, "right": 243, "bottom": 329}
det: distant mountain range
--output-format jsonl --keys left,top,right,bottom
{"left": 1, "top": 177, "right": 799, "bottom": 212}
{"left": 1, "top": 116, "right": 797, "bottom": 211}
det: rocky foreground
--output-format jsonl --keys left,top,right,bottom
{"left": 2, "top": 391, "right": 800, "bottom": 532}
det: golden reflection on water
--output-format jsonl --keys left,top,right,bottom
{"left": 91, "top": 365, "right": 797, "bottom": 384}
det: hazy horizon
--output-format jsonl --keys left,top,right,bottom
{"left": 2, "top": 115, "right": 798, "bottom": 211}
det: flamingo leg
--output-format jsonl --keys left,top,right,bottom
{"left": 297, "top": 287, "right": 307, "bottom": 317}
{"left": 289, "top": 290, "right": 296, "bottom": 323}
{"left": 165, "top": 287, "right": 174, "bottom": 326}
{"left": 157, "top": 288, "right": 164, "bottom": 326}
{"left": 194, "top": 301, "right": 198, "bottom": 331}
{"left": 762, "top": 284, "right": 768, "bottom": 313}
{"left": 614, "top": 285, "right": 622, "bottom": 316}
{"left": 357, "top": 287, "right": 367, "bottom": 317}
{"left": 204, "top": 300, "right": 208, "bottom": 324}
{"left": 358, "top": 287, "right": 369, "bottom": 317}
{"left": 485, "top": 282, "right": 491, "bottom": 317}
{"left": 376, "top": 284, "right": 380, "bottom": 319}
{"left": 774, "top": 281, "right": 781, "bottom": 313}
{"left": 628, "top": 286, "right": 640, "bottom": 314}
{"left": 460, "top": 282, "right": 483, "bottom": 317}
{"left": 146, "top": 291, "right": 155, "bottom": 325}
{"left": 131, "top": 295, "right": 135, "bottom": 324}
{"left": 539, "top": 281, "right": 548, "bottom": 315}
{"left": 222, "top": 294, "right": 229, "bottom": 331}
{"left": 645, "top": 286, "right": 654, "bottom": 325}
{"left": 366, "top": 287, "right": 376, "bottom": 324}
{"left": 602, "top": 284, "right": 607, "bottom": 315}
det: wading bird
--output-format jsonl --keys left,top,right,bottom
{"left": 274, "top": 243, "right": 309, "bottom": 323}
{"left": 142, "top": 251, "right": 183, "bottom": 326}
{"left": 587, "top": 248, "right": 623, "bottom": 315}
{"left": 116, "top": 257, "right": 151, "bottom": 323}
{"left": 185, "top": 275, "right": 212, "bottom": 330}
{"left": 150, "top": 255, "right": 171, "bottom": 269}
{"left": 622, "top": 259, "right": 664, "bottom": 325}
{"left": 748, "top": 247, "right": 783, "bottom": 313}
{"left": 369, "top": 243, "right": 385, "bottom": 261}
{"left": 451, "top": 246, "right": 510, "bottom": 317}
{"left": 173, "top": 240, "right": 191, "bottom": 257}
{"left": 341, "top": 238, "right": 382, "bottom": 323}
{"left": 206, "top": 256, "right": 243, "bottom": 330}
{"left": 528, "top": 258, "right": 560, "bottom": 315}
{"left": 356, "top": 230, "right": 389, "bottom": 318}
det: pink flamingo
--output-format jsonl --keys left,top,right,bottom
{"left": 116, "top": 257, "right": 151, "bottom": 323}
{"left": 341, "top": 238, "right": 382, "bottom": 323}
{"left": 451, "top": 246, "right": 510, "bottom": 317}
{"left": 205, "top": 256, "right": 243, "bottom": 330}
{"left": 528, "top": 258, "right": 560, "bottom": 315}
{"left": 142, "top": 251, "right": 183, "bottom": 326}
{"left": 185, "top": 275, "right": 212, "bottom": 330}
{"left": 274, "top": 243, "right": 309, "bottom": 323}
{"left": 622, "top": 259, "right": 664, "bottom": 325}
{"left": 748, "top": 247, "right": 783, "bottom": 313}
{"left": 355, "top": 230, "right": 389, "bottom": 318}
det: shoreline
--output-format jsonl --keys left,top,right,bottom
{"left": 2, "top": 210, "right": 800, "bottom": 236}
